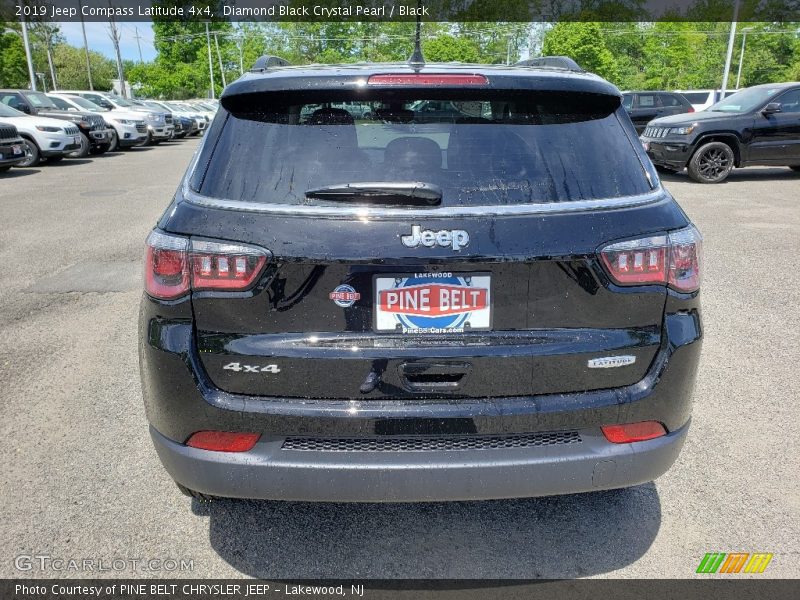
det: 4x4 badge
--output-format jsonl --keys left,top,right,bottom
{"left": 401, "top": 225, "right": 470, "bottom": 251}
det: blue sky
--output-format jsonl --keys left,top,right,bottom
{"left": 59, "top": 21, "right": 157, "bottom": 62}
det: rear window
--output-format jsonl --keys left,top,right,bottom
{"left": 682, "top": 92, "right": 711, "bottom": 104}
{"left": 194, "top": 91, "right": 651, "bottom": 206}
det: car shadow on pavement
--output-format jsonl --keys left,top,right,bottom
{"left": 49, "top": 159, "right": 94, "bottom": 166}
{"left": 194, "top": 484, "right": 661, "bottom": 578}
{"left": 658, "top": 167, "right": 799, "bottom": 183}
{"left": 1, "top": 168, "right": 41, "bottom": 178}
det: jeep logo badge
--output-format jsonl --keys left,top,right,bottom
{"left": 401, "top": 225, "right": 470, "bottom": 251}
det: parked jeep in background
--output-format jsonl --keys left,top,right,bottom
{"left": 621, "top": 91, "right": 694, "bottom": 134}
{"left": 0, "top": 89, "right": 111, "bottom": 158}
{"left": 0, "top": 121, "right": 26, "bottom": 172}
{"left": 642, "top": 83, "right": 800, "bottom": 183}
{"left": 0, "top": 102, "right": 81, "bottom": 167}
{"left": 59, "top": 90, "right": 174, "bottom": 145}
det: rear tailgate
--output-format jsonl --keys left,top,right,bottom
{"left": 176, "top": 198, "right": 682, "bottom": 400}
{"left": 167, "top": 72, "right": 685, "bottom": 400}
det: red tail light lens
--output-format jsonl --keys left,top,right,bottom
{"left": 190, "top": 240, "right": 269, "bottom": 291}
{"left": 145, "top": 231, "right": 189, "bottom": 300}
{"left": 600, "top": 226, "right": 702, "bottom": 292}
{"left": 687, "top": 106, "right": 695, "bottom": 113}
{"left": 602, "top": 421, "right": 667, "bottom": 444}
{"left": 368, "top": 74, "right": 488, "bottom": 86}
{"left": 144, "top": 231, "right": 269, "bottom": 300}
{"left": 666, "top": 227, "right": 702, "bottom": 292}
{"left": 186, "top": 431, "right": 260, "bottom": 452}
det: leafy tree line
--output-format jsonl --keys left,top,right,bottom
{"left": 1, "top": 21, "right": 118, "bottom": 90}
{"left": 544, "top": 22, "right": 800, "bottom": 90}
{"left": 2, "top": 18, "right": 797, "bottom": 99}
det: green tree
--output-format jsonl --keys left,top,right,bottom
{"left": 423, "top": 34, "right": 481, "bottom": 63}
{"left": 0, "top": 26, "right": 29, "bottom": 88}
{"left": 603, "top": 23, "right": 647, "bottom": 89}
{"left": 541, "top": 22, "right": 619, "bottom": 82}
{"left": 51, "top": 44, "right": 116, "bottom": 91}
{"left": 454, "top": 23, "right": 529, "bottom": 64}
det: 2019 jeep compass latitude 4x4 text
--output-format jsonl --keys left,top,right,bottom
{"left": 139, "top": 58, "right": 703, "bottom": 502}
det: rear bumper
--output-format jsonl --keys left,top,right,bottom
{"left": 151, "top": 421, "right": 689, "bottom": 502}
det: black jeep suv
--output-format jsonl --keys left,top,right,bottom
{"left": 140, "top": 58, "right": 703, "bottom": 502}
{"left": 0, "top": 89, "right": 111, "bottom": 158}
{"left": 622, "top": 91, "right": 694, "bottom": 134}
{"left": 642, "top": 82, "right": 800, "bottom": 183}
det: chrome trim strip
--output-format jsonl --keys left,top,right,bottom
{"left": 181, "top": 186, "right": 666, "bottom": 220}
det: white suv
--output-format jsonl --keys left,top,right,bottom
{"left": 674, "top": 89, "right": 738, "bottom": 112}
{"left": 0, "top": 102, "right": 81, "bottom": 166}
{"left": 48, "top": 93, "right": 148, "bottom": 150}
{"left": 59, "top": 90, "right": 174, "bottom": 144}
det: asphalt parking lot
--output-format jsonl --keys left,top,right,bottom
{"left": 0, "top": 140, "right": 798, "bottom": 579}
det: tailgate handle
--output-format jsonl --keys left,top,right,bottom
{"left": 400, "top": 362, "right": 471, "bottom": 391}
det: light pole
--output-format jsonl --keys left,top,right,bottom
{"left": 78, "top": 0, "right": 94, "bottom": 90}
{"left": 205, "top": 22, "right": 215, "bottom": 100}
{"left": 720, "top": 0, "right": 741, "bottom": 98}
{"left": 735, "top": 27, "right": 754, "bottom": 90}
{"left": 19, "top": 21, "right": 37, "bottom": 91}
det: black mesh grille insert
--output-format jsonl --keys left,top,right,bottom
{"left": 282, "top": 431, "right": 582, "bottom": 452}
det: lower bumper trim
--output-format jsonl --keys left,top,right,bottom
{"left": 150, "top": 422, "right": 689, "bottom": 502}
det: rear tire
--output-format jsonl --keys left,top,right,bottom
{"left": 68, "top": 133, "right": 91, "bottom": 159}
{"left": 16, "top": 138, "right": 40, "bottom": 167}
{"left": 175, "top": 482, "right": 215, "bottom": 502}
{"left": 688, "top": 141, "right": 734, "bottom": 183}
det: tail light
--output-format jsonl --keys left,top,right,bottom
{"left": 186, "top": 431, "right": 260, "bottom": 452}
{"left": 602, "top": 421, "right": 667, "bottom": 443}
{"left": 688, "top": 106, "right": 695, "bottom": 113}
{"left": 145, "top": 230, "right": 269, "bottom": 300}
{"left": 599, "top": 226, "right": 702, "bottom": 292}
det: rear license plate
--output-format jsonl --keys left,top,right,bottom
{"left": 12, "top": 144, "right": 22, "bottom": 155}
{"left": 73, "top": 136, "right": 80, "bottom": 145}
{"left": 374, "top": 273, "right": 491, "bottom": 333}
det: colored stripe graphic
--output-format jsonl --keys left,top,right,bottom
{"left": 744, "top": 553, "right": 773, "bottom": 573}
{"left": 720, "top": 553, "right": 749, "bottom": 573}
{"left": 697, "top": 553, "right": 726, "bottom": 573}
{"left": 697, "top": 552, "right": 773, "bottom": 574}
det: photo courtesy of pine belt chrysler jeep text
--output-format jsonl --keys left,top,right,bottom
{"left": 139, "top": 56, "right": 703, "bottom": 502}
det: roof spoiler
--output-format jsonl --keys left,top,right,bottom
{"left": 250, "top": 55, "right": 290, "bottom": 73}
{"left": 514, "top": 56, "right": 584, "bottom": 72}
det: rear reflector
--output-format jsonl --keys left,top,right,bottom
{"left": 368, "top": 74, "right": 488, "bottom": 86}
{"left": 186, "top": 431, "right": 260, "bottom": 452}
{"left": 601, "top": 421, "right": 667, "bottom": 444}
{"left": 145, "top": 231, "right": 269, "bottom": 300}
{"left": 599, "top": 225, "right": 702, "bottom": 292}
